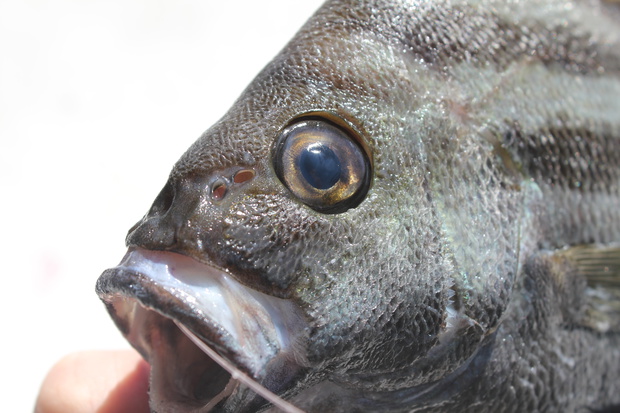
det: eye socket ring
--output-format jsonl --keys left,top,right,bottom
{"left": 273, "top": 116, "right": 371, "bottom": 214}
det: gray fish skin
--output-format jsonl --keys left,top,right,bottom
{"left": 97, "top": 0, "right": 620, "bottom": 412}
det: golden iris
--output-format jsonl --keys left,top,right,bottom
{"left": 274, "top": 117, "right": 371, "bottom": 213}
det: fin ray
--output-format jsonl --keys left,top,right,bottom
{"left": 556, "top": 244, "right": 620, "bottom": 333}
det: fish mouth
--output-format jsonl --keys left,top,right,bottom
{"left": 96, "top": 248, "right": 307, "bottom": 412}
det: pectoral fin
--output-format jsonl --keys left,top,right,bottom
{"left": 553, "top": 244, "right": 620, "bottom": 333}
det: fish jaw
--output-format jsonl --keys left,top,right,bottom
{"left": 96, "top": 248, "right": 308, "bottom": 412}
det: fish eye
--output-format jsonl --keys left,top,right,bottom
{"left": 273, "top": 117, "right": 371, "bottom": 213}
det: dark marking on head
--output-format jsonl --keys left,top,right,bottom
{"left": 309, "top": 1, "right": 620, "bottom": 76}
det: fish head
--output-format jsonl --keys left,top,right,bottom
{"left": 97, "top": 2, "right": 521, "bottom": 411}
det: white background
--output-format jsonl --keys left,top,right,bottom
{"left": 0, "top": 0, "right": 323, "bottom": 410}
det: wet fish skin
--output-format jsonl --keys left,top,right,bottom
{"left": 97, "top": 0, "right": 620, "bottom": 411}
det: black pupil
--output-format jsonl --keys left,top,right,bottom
{"left": 299, "top": 143, "right": 341, "bottom": 190}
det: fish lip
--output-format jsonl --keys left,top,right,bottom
{"left": 96, "top": 254, "right": 252, "bottom": 373}
{"left": 96, "top": 247, "right": 307, "bottom": 411}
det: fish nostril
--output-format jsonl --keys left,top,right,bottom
{"left": 209, "top": 169, "right": 254, "bottom": 201}
{"left": 212, "top": 181, "right": 227, "bottom": 200}
{"left": 233, "top": 169, "right": 255, "bottom": 184}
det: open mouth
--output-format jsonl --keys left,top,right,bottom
{"left": 96, "top": 248, "right": 307, "bottom": 412}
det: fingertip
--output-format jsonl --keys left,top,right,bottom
{"left": 35, "top": 350, "right": 150, "bottom": 413}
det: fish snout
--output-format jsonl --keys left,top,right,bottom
{"left": 125, "top": 167, "right": 257, "bottom": 261}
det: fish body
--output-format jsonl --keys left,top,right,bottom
{"left": 96, "top": 0, "right": 620, "bottom": 411}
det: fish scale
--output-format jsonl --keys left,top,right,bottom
{"left": 97, "top": 0, "right": 620, "bottom": 411}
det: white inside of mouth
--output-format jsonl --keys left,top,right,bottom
{"left": 176, "top": 321, "right": 304, "bottom": 413}
{"left": 114, "top": 248, "right": 307, "bottom": 412}
{"left": 118, "top": 248, "right": 307, "bottom": 367}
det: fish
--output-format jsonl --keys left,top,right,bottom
{"left": 96, "top": 0, "right": 620, "bottom": 411}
